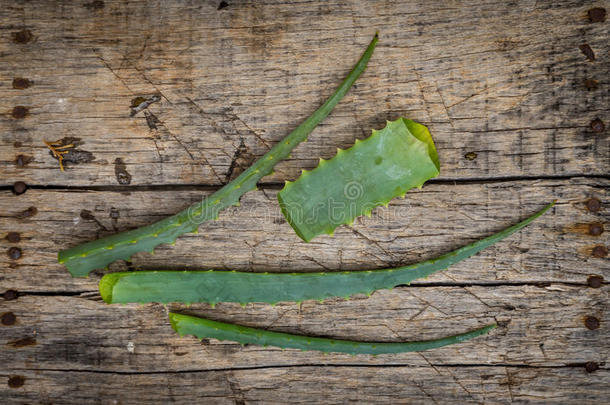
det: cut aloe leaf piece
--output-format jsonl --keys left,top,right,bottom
{"left": 169, "top": 312, "right": 496, "bottom": 355}
{"left": 278, "top": 118, "right": 440, "bottom": 242}
{"left": 100, "top": 202, "right": 555, "bottom": 305}
{"left": 58, "top": 34, "right": 379, "bottom": 277}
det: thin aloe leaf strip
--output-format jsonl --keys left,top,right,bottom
{"left": 169, "top": 313, "right": 496, "bottom": 355}
{"left": 278, "top": 117, "right": 440, "bottom": 242}
{"left": 100, "top": 202, "right": 554, "bottom": 305}
{"left": 58, "top": 34, "right": 379, "bottom": 277}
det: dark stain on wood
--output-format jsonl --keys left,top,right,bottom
{"left": 15, "top": 154, "right": 33, "bottom": 168}
{"left": 109, "top": 207, "right": 120, "bottom": 231}
{"left": 578, "top": 44, "right": 595, "bottom": 61}
{"left": 12, "top": 30, "right": 33, "bottom": 44}
{"left": 591, "top": 245, "right": 607, "bottom": 258}
{"left": 81, "top": 209, "right": 109, "bottom": 233}
{"left": 583, "top": 79, "right": 598, "bottom": 90}
{"left": 590, "top": 119, "right": 605, "bottom": 133}
{"left": 83, "top": 0, "right": 105, "bottom": 10}
{"left": 80, "top": 209, "right": 95, "bottom": 220}
{"left": 564, "top": 223, "right": 604, "bottom": 236}
{"left": 226, "top": 139, "right": 255, "bottom": 181}
{"left": 585, "top": 198, "right": 601, "bottom": 212}
{"left": 585, "top": 361, "right": 599, "bottom": 373}
{"left": 1, "top": 312, "right": 17, "bottom": 326}
{"left": 2, "top": 290, "right": 19, "bottom": 301}
{"left": 584, "top": 316, "right": 600, "bottom": 330}
{"left": 587, "top": 7, "right": 606, "bottom": 23}
{"left": 144, "top": 111, "right": 160, "bottom": 130}
{"left": 114, "top": 158, "right": 132, "bottom": 184}
{"left": 16, "top": 206, "right": 38, "bottom": 219}
{"left": 7, "top": 337, "right": 37, "bottom": 348}
{"left": 62, "top": 149, "right": 95, "bottom": 166}
{"left": 588, "top": 223, "right": 604, "bottom": 236}
{"left": 13, "top": 181, "right": 27, "bottom": 195}
{"left": 7, "top": 247, "right": 22, "bottom": 260}
{"left": 110, "top": 207, "right": 120, "bottom": 220}
{"left": 7, "top": 375, "right": 25, "bottom": 388}
{"left": 12, "top": 78, "right": 32, "bottom": 89}
{"left": 586, "top": 275, "right": 603, "bottom": 288}
{"left": 11, "top": 106, "right": 29, "bottom": 119}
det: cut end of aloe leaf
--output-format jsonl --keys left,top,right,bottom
{"left": 99, "top": 273, "right": 123, "bottom": 304}
{"left": 168, "top": 312, "right": 182, "bottom": 333}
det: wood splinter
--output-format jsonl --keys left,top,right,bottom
{"left": 45, "top": 139, "right": 74, "bottom": 171}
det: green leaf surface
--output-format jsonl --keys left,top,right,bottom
{"left": 169, "top": 312, "right": 496, "bottom": 355}
{"left": 278, "top": 118, "right": 440, "bottom": 242}
{"left": 58, "top": 34, "right": 379, "bottom": 277}
{"left": 100, "top": 202, "right": 555, "bottom": 305}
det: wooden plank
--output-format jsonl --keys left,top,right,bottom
{"left": 1, "top": 0, "right": 607, "bottom": 186}
{"left": 1, "top": 286, "right": 607, "bottom": 371}
{"left": 1, "top": 0, "right": 608, "bottom": 403}
{"left": 1, "top": 178, "right": 607, "bottom": 292}
{"left": 2, "top": 366, "right": 608, "bottom": 405}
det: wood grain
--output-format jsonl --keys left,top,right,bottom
{"left": 2, "top": 286, "right": 608, "bottom": 370}
{"left": 1, "top": 287, "right": 607, "bottom": 403}
{"left": 1, "top": 0, "right": 608, "bottom": 186}
{"left": 1, "top": 179, "right": 607, "bottom": 292}
{"left": 3, "top": 367, "right": 609, "bottom": 405}
{"left": 0, "top": 0, "right": 608, "bottom": 403}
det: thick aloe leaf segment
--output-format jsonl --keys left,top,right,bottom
{"left": 169, "top": 313, "right": 496, "bottom": 355}
{"left": 100, "top": 202, "right": 554, "bottom": 305}
{"left": 278, "top": 118, "right": 441, "bottom": 242}
{"left": 58, "top": 34, "right": 379, "bottom": 277}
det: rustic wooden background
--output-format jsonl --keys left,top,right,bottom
{"left": 1, "top": 0, "right": 608, "bottom": 403}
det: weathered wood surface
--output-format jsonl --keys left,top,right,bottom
{"left": 1, "top": 178, "right": 607, "bottom": 292}
{"left": 1, "top": 287, "right": 608, "bottom": 403}
{"left": 4, "top": 367, "right": 608, "bottom": 405}
{"left": 3, "top": 286, "right": 608, "bottom": 369}
{"left": 1, "top": 0, "right": 608, "bottom": 186}
{"left": 1, "top": 0, "right": 608, "bottom": 404}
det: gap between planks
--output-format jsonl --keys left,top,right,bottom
{"left": 1, "top": 173, "right": 609, "bottom": 192}
{"left": 7, "top": 362, "right": 607, "bottom": 376}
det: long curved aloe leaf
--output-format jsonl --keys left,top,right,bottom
{"left": 278, "top": 118, "right": 440, "bottom": 242}
{"left": 59, "top": 34, "right": 379, "bottom": 277}
{"left": 169, "top": 313, "right": 496, "bottom": 355}
{"left": 100, "top": 202, "right": 554, "bottom": 305}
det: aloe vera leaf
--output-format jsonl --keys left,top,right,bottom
{"left": 278, "top": 118, "right": 441, "bottom": 242}
{"left": 58, "top": 34, "right": 379, "bottom": 277}
{"left": 100, "top": 202, "right": 554, "bottom": 305}
{"left": 169, "top": 313, "right": 496, "bottom": 355}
